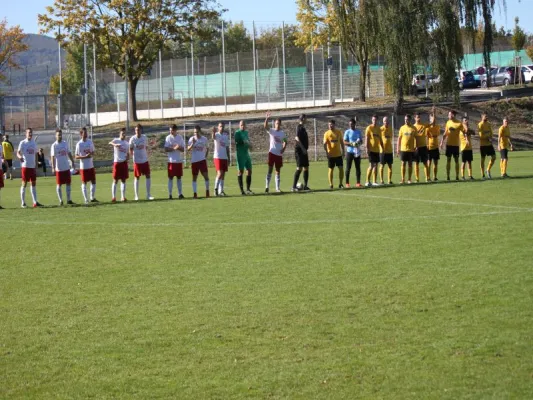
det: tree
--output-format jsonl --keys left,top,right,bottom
{"left": 255, "top": 24, "right": 300, "bottom": 50}
{"left": 527, "top": 46, "right": 533, "bottom": 63}
{"left": 49, "top": 42, "right": 93, "bottom": 96}
{"left": 512, "top": 17, "right": 526, "bottom": 53}
{"left": 39, "top": 0, "right": 220, "bottom": 122}
{"left": 0, "top": 19, "right": 29, "bottom": 82}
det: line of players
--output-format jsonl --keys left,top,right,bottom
{"left": 0, "top": 110, "right": 515, "bottom": 209}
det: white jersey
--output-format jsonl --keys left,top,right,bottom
{"left": 51, "top": 141, "right": 71, "bottom": 172}
{"left": 268, "top": 128, "right": 286, "bottom": 156}
{"left": 213, "top": 132, "right": 229, "bottom": 160}
{"left": 17, "top": 139, "right": 38, "bottom": 169}
{"left": 165, "top": 134, "right": 185, "bottom": 163}
{"left": 111, "top": 139, "right": 129, "bottom": 162}
{"left": 75, "top": 139, "right": 95, "bottom": 170}
{"left": 129, "top": 134, "right": 149, "bottom": 164}
{"left": 188, "top": 136, "right": 208, "bottom": 163}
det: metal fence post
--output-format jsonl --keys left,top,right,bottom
{"left": 321, "top": 47, "right": 325, "bottom": 99}
{"left": 339, "top": 45, "right": 343, "bottom": 101}
{"left": 58, "top": 26, "right": 62, "bottom": 128}
{"left": 228, "top": 121, "right": 232, "bottom": 166}
{"left": 43, "top": 96, "right": 48, "bottom": 129}
{"left": 252, "top": 21, "right": 258, "bottom": 110}
{"left": 222, "top": 21, "right": 227, "bottom": 113}
{"left": 159, "top": 49, "right": 164, "bottom": 119}
{"left": 191, "top": 38, "right": 196, "bottom": 116}
{"left": 314, "top": 118, "right": 317, "bottom": 162}
{"left": 84, "top": 42, "right": 89, "bottom": 126}
{"left": 327, "top": 41, "right": 332, "bottom": 103}
{"left": 93, "top": 38, "right": 98, "bottom": 126}
{"left": 311, "top": 34, "right": 315, "bottom": 106}
{"left": 282, "top": 21, "right": 287, "bottom": 108}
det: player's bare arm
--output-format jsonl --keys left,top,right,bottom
{"left": 264, "top": 112, "right": 271, "bottom": 131}
{"left": 396, "top": 135, "right": 401, "bottom": 157}
{"left": 281, "top": 138, "right": 287, "bottom": 154}
{"left": 51, "top": 155, "right": 56, "bottom": 173}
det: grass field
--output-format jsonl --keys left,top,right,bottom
{"left": 1, "top": 152, "right": 533, "bottom": 399}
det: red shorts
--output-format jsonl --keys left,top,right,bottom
{"left": 134, "top": 162, "right": 150, "bottom": 178}
{"left": 191, "top": 160, "right": 208, "bottom": 176}
{"left": 56, "top": 170, "right": 71, "bottom": 185}
{"left": 21, "top": 167, "right": 37, "bottom": 185}
{"left": 0, "top": 174, "right": 3, "bottom": 189}
{"left": 80, "top": 168, "right": 96, "bottom": 183}
{"left": 214, "top": 158, "right": 228, "bottom": 172}
{"left": 268, "top": 152, "right": 283, "bottom": 169}
{"left": 167, "top": 162, "right": 183, "bottom": 178}
{"left": 113, "top": 161, "right": 129, "bottom": 181}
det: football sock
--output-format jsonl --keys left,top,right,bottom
{"left": 90, "top": 183, "right": 96, "bottom": 200}
{"left": 266, "top": 173, "right": 272, "bottom": 188}
{"left": 31, "top": 186, "right": 37, "bottom": 204}
{"left": 246, "top": 175, "right": 252, "bottom": 191}
{"left": 275, "top": 175, "right": 280, "bottom": 191}
{"left": 433, "top": 165, "right": 438, "bottom": 179}
{"left": 192, "top": 181, "right": 197, "bottom": 193}
{"left": 220, "top": 179, "right": 224, "bottom": 192}
{"left": 238, "top": 175, "right": 244, "bottom": 192}
{"left": 338, "top": 167, "right": 344, "bottom": 185}
{"left": 20, "top": 186, "right": 26, "bottom": 204}
{"left": 214, "top": 177, "right": 220, "bottom": 193}
{"left": 503, "top": 160, "right": 508, "bottom": 174}
{"left": 446, "top": 160, "right": 451, "bottom": 178}
{"left": 293, "top": 169, "right": 301, "bottom": 188}
{"left": 112, "top": 182, "right": 117, "bottom": 199}
{"left": 168, "top": 179, "right": 173, "bottom": 196}
{"left": 480, "top": 159, "right": 485, "bottom": 175}
{"left": 56, "top": 185, "right": 63, "bottom": 203}
{"left": 205, "top": 179, "right": 210, "bottom": 190}
{"left": 120, "top": 182, "right": 126, "bottom": 199}
{"left": 134, "top": 179, "right": 139, "bottom": 198}
{"left": 146, "top": 178, "right": 151, "bottom": 197}
{"left": 455, "top": 163, "right": 460, "bottom": 179}
{"left": 81, "top": 184, "right": 88, "bottom": 202}
{"left": 177, "top": 179, "right": 183, "bottom": 195}
{"left": 328, "top": 168, "right": 334, "bottom": 186}
{"left": 66, "top": 185, "right": 71, "bottom": 202}
{"left": 303, "top": 170, "right": 309, "bottom": 186}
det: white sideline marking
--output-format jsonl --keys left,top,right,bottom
{"left": 1, "top": 209, "right": 529, "bottom": 228}
{"left": 325, "top": 191, "right": 533, "bottom": 212}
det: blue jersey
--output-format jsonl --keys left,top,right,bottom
{"left": 344, "top": 129, "right": 362, "bottom": 156}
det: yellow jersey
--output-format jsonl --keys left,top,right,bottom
{"left": 478, "top": 121, "right": 493, "bottom": 147}
{"left": 414, "top": 122, "right": 428, "bottom": 148}
{"left": 398, "top": 124, "right": 416, "bottom": 152}
{"left": 365, "top": 125, "right": 381, "bottom": 153}
{"left": 1, "top": 141, "right": 14, "bottom": 160}
{"left": 427, "top": 125, "right": 441, "bottom": 150}
{"left": 380, "top": 125, "right": 393, "bottom": 154}
{"left": 323, "top": 128, "right": 343, "bottom": 157}
{"left": 460, "top": 129, "right": 473, "bottom": 151}
{"left": 499, "top": 126, "right": 511, "bottom": 149}
{"left": 445, "top": 119, "right": 463, "bottom": 146}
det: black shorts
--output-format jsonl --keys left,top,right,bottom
{"left": 428, "top": 148, "right": 440, "bottom": 161}
{"left": 6, "top": 159, "right": 12, "bottom": 168}
{"left": 328, "top": 156, "right": 343, "bottom": 169}
{"left": 414, "top": 147, "right": 429, "bottom": 163}
{"left": 500, "top": 149, "right": 509, "bottom": 160}
{"left": 461, "top": 150, "right": 473, "bottom": 163}
{"left": 379, "top": 153, "right": 393, "bottom": 166}
{"left": 446, "top": 145, "right": 460, "bottom": 158}
{"left": 368, "top": 152, "right": 380, "bottom": 164}
{"left": 295, "top": 151, "right": 309, "bottom": 168}
{"left": 400, "top": 151, "right": 414, "bottom": 162}
{"left": 480, "top": 146, "right": 495, "bottom": 158}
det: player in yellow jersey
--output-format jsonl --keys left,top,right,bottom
{"left": 323, "top": 119, "right": 345, "bottom": 189}
{"left": 440, "top": 110, "right": 463, "bottom": 181}
{"left": 396, "top": 114, "right": 417, "bottom": 184}
{"left": 460, "top": 117, "right": 474, "bottom": 180}
{"left": 413, "top": 113, "right": 430, "bottom": 182}
{"left": 426, "top": 114, "right": 441, "bottom": 181}
{"left": 365, "top": 115, "right": 383, "bottom": 187}
{"left": 498, "top": 117, "right": 514, "bottom": 178}
{"left": 478, "top": 113, "right": 496, "bottom": 179}
{"left": 379, "top": 116, "right": 394, "bottom": 185}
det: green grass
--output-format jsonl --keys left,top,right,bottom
{"left": 1, "top": 153, "right": 533, "bottom": 399}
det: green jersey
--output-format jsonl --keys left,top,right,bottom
{"left": 235, "top": 129, "right": 250, "bottom": 157}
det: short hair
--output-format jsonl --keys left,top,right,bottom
{"left": 218, "top": 122, "right": 224, "bottom": 126}
{"left": 4, "top": 134, "right": 8, "bottom": 139}
{"left": 119, "top": 128, "right": 126, "bottom": 133}
{"left": 80, "top": 127, "right": 87, "bottom": 134}
{"left": 275, "top": 118, "right": 282, "bottom": 124}
{"left": 450, "top": 110, "right": 457, "bottom": 116}
{"left": 55, "top": 128, "right": 62, "bottom": 134}
{"left": 414, "top": 112, "right": 421, "bottom": 117}
{"left": 171, "top": 124, "right": 178, "bottom": 130}
{"left": 349, "top": 118, "right": 356, "bottom": 124}
{"left": 372, "top": 114, "right": 378, "bottom": 119}
{"left": 405, "top": 114, "right": 412, "bottom": 119}
{"left": 135, "top": 124, "right": 143, "bottom": 129}
{"left": 26, "top": 128, "right": 33, "bottom": 133}
{"left": 194, "top": 125, "right": 201, "bottom": 131}
{"left": 39, "top": 148, "right": 44, "bottom": 151}
{"left": 329, "top": 119, "right": 335, "bottom": 124}
{"left": 503, "top": 116, "right": 509, "bottom": 121}
{"left": 299, "top": 114, "right": 306, "bottom": 121}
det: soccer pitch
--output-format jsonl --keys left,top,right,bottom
{"left": 1, "top": 153, "right": 533, "bottom": 398}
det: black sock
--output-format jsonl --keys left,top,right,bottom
{"left": 238, "top": 175, "right": 244, "bottom": 192}
{"left": 293, "top": 170, "right": 301, "bottom": 188}
{"left": 303, "top": 170, "right": 309, "bottom": 186}
{"left": 246, "top": 175, "right": 252, "bottom": 191}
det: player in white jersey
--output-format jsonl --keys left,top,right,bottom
{"left": 51, "top": 128, "right": 76, "bottom": 206}
{"left": 0, "top": 144, "right": 3, "bottom": 208}
{"left": 212, "top": 122, "right": 230, "bottom": 196}
{"left": 187, "top": 125, "right": 210, "bottom": 199}
{"left": 75, "top": 127, "right": 98, "bottom": 204}
{"left": 129, "top": 124, "right": 153, "bottom": 201}
{"left": 264, "top": 112, "right": 287, "bottom": 193}
{"left": 17, "top": 128, "right": 42, "bottom": 208}
{"left": 164, "top": 124, "right": 185, "bottom": 199}
{"left": 109, "top": 128, "right": 130, "bottom": 202}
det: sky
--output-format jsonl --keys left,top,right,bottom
{"left": 2, "top": 0, "right": 532, "bottom": 35}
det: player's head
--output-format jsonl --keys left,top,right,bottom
{"left": 26, "top": 128, "right": 33, "bottom": 140}
{"left": 299, "top": 114, "right": 306, "bottom": 124}
{"left": 349, "top": 118, "right": 356, "bottom": 129}
{"left": 328, "top": 119, "right": 335, "bottom": 130}
{"left": 405, "top": 114, "right": 412, "bottom": 124}
{"left": 218, "top": 122, "right": 225, "bottom": 133}
{"left": 239, "top": 120, "right": 246, "bottom": 130}
{"left": 135, "top": 124, "right": 142, "bottom": 136}
{"left": 274, "top": 118, "right": 282, "bottom": 130}
{"left": 503, "top": 116, "right": 509, "bottom": 126}
{"left": 448, "top": 110, "right": 457, "bottom": 120}
{"left": 169, "top": 124, "right": 178, "bottom": 136}
{"left": 39, "top": 147, "right": 44, "bottom": 153}
{"left": 194, "top": 125, "right": 202, "bottom": 136}
{"left": 429, "top": 113, "right": 436, "bottom": 124}
{"left": 119, "top": 128, "right": 126, "bottom": 140}
{"left": 481, "top": 113, "right": 488, "bottom": 122}
{"left": 80, "top": 127, "right": 87, "bottom": 140}
{"left": 414, "top": 113, "right": 421, "bottom": 123}
{"left": 55, "top": 128, "right": 63, "bottom": 142}
{"left": 462, "top": 116, "right": 469, "bottom": 127}
{"left": 372, "top": 115, "right": 378, "bottom": 125}
{"left": 383, "top": 116, "right": 388, "bottom": 126}
{"left": 3, "top": 134, "right": 8, "bottom": 141}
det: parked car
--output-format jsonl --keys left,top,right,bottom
{"left": 412, "top": 74, "right": 433, "bottom": 91}
{"left": 458, "top": 71, "right": 479, "bottom": 89}
{"left": 521, "top": 65, "right": 533, "bottom": 83}
{"left": 482, "top": 66, "right": 526, "bottom": 87}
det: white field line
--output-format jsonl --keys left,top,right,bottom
{"left": 324, "top": 191, "right": 533, "bottom": 212}
{"left": 1, "top": 209, "right": 529, "bottom": 228}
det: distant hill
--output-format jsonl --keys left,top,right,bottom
{"left": 0, "top": 34, "right": 65, "bottom": 96}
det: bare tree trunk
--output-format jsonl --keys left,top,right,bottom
{"left": 359, "top": 59, "right": 368, "bottom": 102}
{"left": 128, "top": 78, "right": 139, "bottom": 122}
{"left": 394, "top": 69, "right": 404, "bottom": 114}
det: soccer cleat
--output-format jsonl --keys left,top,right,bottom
{"left": 90, "top": 199, "right": 99, "bottom": 203}
{"left": 372, "top": 182, "right": 380, "bottom": 187}
{"left": 134, "top": 196, "right": 139, "bottom": 201}
{"left": 329, "top": 185, "right": 334, "bottom": 189}
{"left": 486, "top": 170, "right": 492, "bottom": 179}
{"left": 303, "top": 186, "right": 311, "bottom": 191}
{"left": 345, "top": 183, "right": 351, "bottom": 188}
{"left": 67, "top": 200, "right": 75, "bottom": 205}
{"left": 469, "top": 176, "right": 474, "bottom": 180}
{"left": 461, "top": 177, "right": 466, "bottom": 181}
{"left": 169, "top": 195, "right": 173, "bottom": 200}
{"left": 291, "top": 187, "right": 298, "bottom": 192}
{"left": 84, "top": 200, "right": 89, "bottom": 205}
{"left": 338, "top": 184, "right": 344, "bottom": 189}
{"left": 389, "top": 181, "right": 394, "bottom": 185}
{"left": 21, "top": 203, "right": 27, "bottom": 209}
{"left": 219, "top": 191, "right": 226, "bottom": 197}
{"left": 434, "top": 178, "right": 439, "bottom": 182}
{"left": 0, "top": 206, "right": 3, "bottom": 210}
{"left": 355, "top": 183, "right": 362, "bottom": 188}
{"left": 407, "top": 180, "right": 412, "bottom": 184}
{"left": 122, "top": 198, "right": 128, "bottom": 202}
{"left": 178, "top": 194, "right": 185, "bottom": 199}
{"left": 380, "top": 181, "right": 384, "bottom": 185}
{"left": 193, "top": 193, "right": 198, "bottom": 199}
{"left": 206, "top": 191, "right": 210, "bottom": 198}
{"left": 265, "top": 188, "right": 269, "bottom": 193}
{"left": 147, "top": 196, "right": 155, "bottom": 200}
{"left": 59, "top": 201, "right": 64, "bottom": 206}
{"left": 365, "top": 182, "right": 371, "bottom": 187}
{"left": 246, "top": 190, "right": 254, "bottom": 195}
{"left": 276, "top": 189, "right": 283, "bottom": 193}
{"left": 34, "top": 202, "right": 43, "bottom": 207}
{"left": 241, "top": 191, "right": 246, "bottom": 195}
{"left": 112, "top": 197, "right": 117, "bottom": 203}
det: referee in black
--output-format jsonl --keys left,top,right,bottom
{"left": 292, "top": 114, "right": 310, "bottom": 191}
